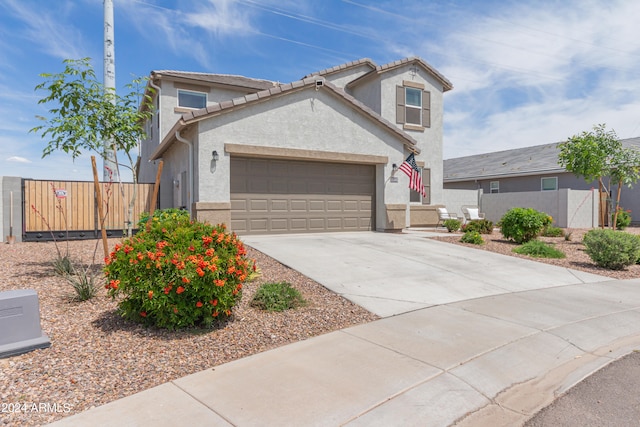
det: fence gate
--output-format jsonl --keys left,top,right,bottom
{"left": 23, "top": 179, "right": 156, "bottom": 241}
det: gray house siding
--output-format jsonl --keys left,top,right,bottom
{"left": 444, "top": 137, "right": 640, "bottom": 225}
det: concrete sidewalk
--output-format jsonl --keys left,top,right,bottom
{"left": 49, "top": 231, "right": 640, "bottom": 426}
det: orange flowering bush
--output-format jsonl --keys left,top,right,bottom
{"left": 104, "top": 209, "right": 251, "bottom": 329}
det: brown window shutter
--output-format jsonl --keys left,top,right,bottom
{"left": 422, "top": 90, "right": 431, "bottom": 128}
{"left": 396, "top": 85, "right": 405, "bottom": 124}
{"left": 423, "top": 168, "right": 431, "bottom": 204}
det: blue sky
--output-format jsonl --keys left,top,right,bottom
{"left": 1, "top": 0, "right": 639, "bottom": 181}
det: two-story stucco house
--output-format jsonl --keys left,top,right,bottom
{"left": 138, "top": 57, "right": 453, "bottom": 234}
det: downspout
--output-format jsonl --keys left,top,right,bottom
{"left": 175, "top": 130, "right": 193, "bottom": 215}
{"left": 148, "top": 79, "right": 161, "bottom": 146}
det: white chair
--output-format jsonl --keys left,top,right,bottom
{"left": 462, "top": 206, "right": 485, "bottom": 223}
{"left": 436, "top": 207, "right": 459, "bottom": 229}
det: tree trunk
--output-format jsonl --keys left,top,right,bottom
{"left": 613, "top": 180, "right": 623, "bottom": 230}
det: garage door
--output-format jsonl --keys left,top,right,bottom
{"left": 230, "top": 157, "right": 375, "bottom": 234}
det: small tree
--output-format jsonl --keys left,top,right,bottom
{"left": 31, "top": 58, "right": 154, "bottom": 236}
{"left": 558, "top": 124, "right": 639, "bottom": 228}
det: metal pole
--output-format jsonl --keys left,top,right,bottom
{"left": 103, "top": 0, "right": 119, "bottom": 181}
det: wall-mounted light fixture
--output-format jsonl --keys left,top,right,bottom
{"left": 392, "top": 163, "right": 398, "bottom": 172}
{"left": 210, "top": 150, "right": 219, "bottom": 173}
{"left": 172, "top": 179, "right": 179, "bottom": 188}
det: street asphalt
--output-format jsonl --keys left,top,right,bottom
{"left": 48, "top": 230, "right": 640, "bottom": 427}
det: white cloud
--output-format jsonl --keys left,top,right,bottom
{"left": 433, "top": 0, "right": 640, "bottom": 159}
{"left": 1, "top": 0, "right": 86, "bottom": 60}
{"left": 6, "top": 156, "right": 31, "bottom": 164}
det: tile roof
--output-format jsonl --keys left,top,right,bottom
{"left": 302, "top": 58, "right": 376, "bottom": 78}
{"left": 444, "top": 137, "right": 640, "bottom": 182}
{"left": 151, "top": 77, "right": 419, "bottom": 160}
{"left": 346, "top": 57, "right": 453, "bottom": 92}
{"left": 150, "top": 70, "right": 276, "bottom": 91}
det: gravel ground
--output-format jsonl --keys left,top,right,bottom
{"left": 432, "top": 227, "right": 640, "bottom": 280}
{"left": 0, "top": 239, "right": 378, "bottom": 427}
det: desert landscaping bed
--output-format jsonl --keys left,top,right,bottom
{"left": 431, "top": 227, "right": 640, "bottom": 281}
{"left": 0, "top": 239, "right": 378, "bottom": 426}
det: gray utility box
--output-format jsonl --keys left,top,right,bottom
{"left": 0, "top": 289, "right": 51, "bottom": 358}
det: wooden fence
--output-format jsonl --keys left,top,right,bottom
{"left": 24, "top": 179, "right": 156, "bottom": 240}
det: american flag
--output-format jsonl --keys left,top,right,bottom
{"left": 399, "top": 153, "right": 426, "bottom": 197}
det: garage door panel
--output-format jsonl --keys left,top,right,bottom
{"left": 249, "top": 219, "right": 268, "bottom": 232}
{"left": 290, "top": 200, "right": 307, "bottom": 211}
{"left": 269, "top": 219, "right": 288, "bottom": 231}
{"left": 327, "top": 200, "right": 342, "bottom": 211}
{"left": 309, "top": 200, "right": 326, "bottom": 211}
{"left": 270, "top": 199, "right": 288, "bottom": 212}
{"left": 250, "top": 199, "right": 269, "bottom": 212}
{"left": 291, "top": 218, "right": 308, "bottom": 230}
{"left": 231, "top": 157, "right": 374, "bottom": 234}
{"left": 309, "top": 218, "right": 327, "bottom": 230}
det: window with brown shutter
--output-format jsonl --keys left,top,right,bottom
{"left": 396, "top": 82, "right": 431, "bottom": 129}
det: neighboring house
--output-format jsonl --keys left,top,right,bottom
{"left": 443, "top": 137, "right": 640, "bottom": 223}
{"left": 138, "top": 57, "right": 453, "bottom": 234}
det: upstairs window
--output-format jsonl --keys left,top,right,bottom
{"left": 490, "top": 181, "right": 499, "bottom": 193}
{"left": 396, "top": 81, "right": 431, "bottom": 129}
{"left": 178, "top": 90, "right": 207, "bottom": 109}
{"left": 541, "top": 177, "right": 558, "bottom": 191}
{"left": 405, "top": 87, "right": 422, "bottom": 125}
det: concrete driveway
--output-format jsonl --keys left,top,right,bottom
{"left": 243, "top": 230, "right": 607, "bottom": 317}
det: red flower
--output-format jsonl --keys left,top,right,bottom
{"left": 196, "top": 267, "right": 205, "bottom": 277}
{"left": 182, "top": 277, "right": 190, "bottom": 284}
{"left": 173, "top": 307, "right": 179, "bottom": 314}
{"left": 148, "top": 290, "right": 153, "bottom": 299}
{"left": 210, "top": 299, "right": 218, "bottom": 306}
{"left": 140, "top": 311, "right": 147, "bottom": 317}
{"left": 196, "top": 301, "right": 203, "bottom": 308}
{"left": 214, "top": 279, "right": 225, "bottom": 287}
{"left": 176, "top": 286, "right": 185, "bottom": 294}
{"left": 188, "top": 245, "right": 195, "bottom": 252}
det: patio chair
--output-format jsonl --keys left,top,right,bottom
{"left": 462, "top": 206, "right": 485, "bottom": 223}
{"left": 436, "top": 207, "right": 460, "bottom": 229}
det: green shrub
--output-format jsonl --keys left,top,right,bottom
{"left": 613, "top": 208, "right": 632, "bottom": 230}
{"left": 499, "top": 207, "right": 552, "bottom": 244}
{"left": 541, "top": 225, "right": 565, "bottom": 237}
{"left": 67, "top": 270, "right": 98, "bottom": 302}
{"left": 513, "top": 240, "right": 566, "bottom": 259}
{"left": 137, "top": 207, "right": 190, "bottom": 229}
{"left": 462, "top": 219, "right": 494, "bottom": 234}
{"left": 583, "top": 229, "right": 640, "bottom": 270}
{"left": 105, "top": 210, "right": 251, "bottom": 329}
{"left": 53, "top": 254, "right": 73, "bottom": 276}
{"left": 250, "top": 282, "right": 307, "bottom": 312}
{"left": 443, "top": 218, "right": 462, "bottom": 233}
{"left": 460, "top": 231, "right": 484, "bottom": 245}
